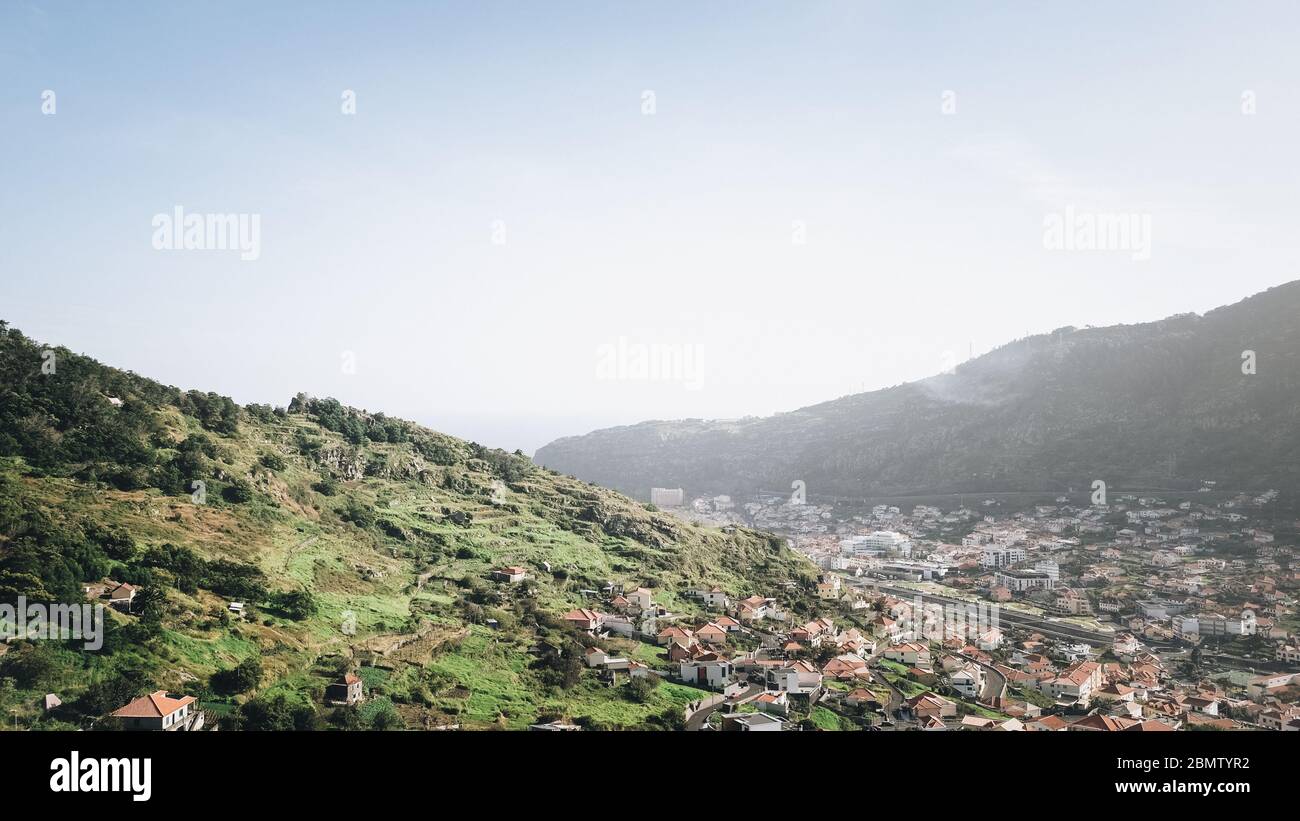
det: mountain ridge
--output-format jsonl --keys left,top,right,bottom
{"left": 536, "top": 281, "right": 1300, "bottom": 500}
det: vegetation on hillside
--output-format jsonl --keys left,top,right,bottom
{"left": 0, "top": 322, "right": 816, "bottom": 730}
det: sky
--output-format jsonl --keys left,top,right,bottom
{"left": 3, "top": 1, "right": 1299, "bottom": 454}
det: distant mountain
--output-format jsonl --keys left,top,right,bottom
{"left": 536, "top": 282, "right": 1300, "bottom": 500}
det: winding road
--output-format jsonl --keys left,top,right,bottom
{"left": 684, "top": 682, "right": 763, "bottom": 730}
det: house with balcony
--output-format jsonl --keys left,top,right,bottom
{"left": 950, "top": 662, "right": 984, "bottom": 699}
{"left": 111, "top": 691, "right": 203, "bottom": 731}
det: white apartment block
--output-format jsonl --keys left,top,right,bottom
{"left": 1175, "top": 610, "right": 1256, "bottom": 640}
{"left": 842, "top": 530, "right": 912, "bottom": 557}
{"left": 980, "top": 546, "right": 1026, "bottom": 568}
{"left": 1033, "top": 560, "right": 1060, "bottom": 582}
{"left": 994, "top": 569, "right": 1055, "bottom": 592}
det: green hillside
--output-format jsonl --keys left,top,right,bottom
{"left": 0, "top": 321, "right": 816, "bottom": 730}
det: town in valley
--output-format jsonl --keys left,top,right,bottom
{"left": 534, "top": 483, "right": 1300, "bottom": 731}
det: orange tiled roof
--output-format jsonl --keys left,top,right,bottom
{"left": 111, "top": 690, "right": 196, "bottom": 719}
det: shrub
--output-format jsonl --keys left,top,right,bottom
{"left": 624, "top": 675, "right": 661, "bottom": 703}
{"left": 222, "top": 479, "right": 253, "bottom": 504}
{"left": 271, "top": 589, "right": 318, "bottom": 621}
{"left": 339, "top": 499, "right": 374, "bottom": 529}
{"left": 237, "top": 693, "right": 321, "bottom": 731}
{"left": 210, "top": 657, "right": 263, "bottom": 695}
{"left": 0, "top": 642, "right": 58, "bottom": 689}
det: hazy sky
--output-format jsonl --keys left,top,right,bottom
{"left": 3, "top": 1, "right": 1299, "bottom": 453}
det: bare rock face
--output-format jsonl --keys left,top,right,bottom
{"left": 316, "top": 446, "right": 434, "bottom": 483}
{"left": 315, "top": 447, "right": 368, "bottom": 481}
{"left": 382, "top": 453, "right": 431, "bottom": 483}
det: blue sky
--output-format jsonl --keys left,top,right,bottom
{"left": 3, "top": 1, "right": 1299, "bottom": 452}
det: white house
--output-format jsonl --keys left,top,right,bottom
{"left": 884, "top": 642, "right": 931, "bottom": 668}
{"left": 626, "top": 587, "right": 655, "bottom": 611}
{"left": 736, "top": 595, "right": 770, "bottom": 622}
{"left": 950, "top": 663, "right": 984, "bottom": 699}
{"left": 977, "top": 627, "right": 1003, "bottom": 652}
{"left": 1041, "top": 660, "right": 1102, "bottom": 707}
{"left": 696, "top": 587, "right": 730, "bottom": 609}
{"left": 1275, "top": 643, "right": 1300, "bottom": 665}
{"left": 678, "top": 659, "right": 733, "bottom": 690}
{"left": 110, "top": 691, "right": 202, "bottom": 731}
{"left": 585, "top": 647, "right": 629, "bottom": 669}
{"left": 765, "top": 661, "right": 822, "bottom": 695}
{"left": 722, "top": 712, "right": 785, "bottom": 732}
{"left": 1113, "top": 633, "right": 1140, "bottom": 656}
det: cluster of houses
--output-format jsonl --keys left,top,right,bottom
{"left": 561, "top": 583, "right": 661, "bottom": 639}
{"left": 741, "top": 491, "right": 1296, "bottom": 656}
{"left": 724, "top": 491, "right": 1300, "bottom": 730}
{"left": 548, "top": 488, "right": 1300, "bottom": 732}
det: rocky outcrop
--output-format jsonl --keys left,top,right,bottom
{"left": 315, "top": 447, "right": 368, "bottom": 481}
{"left": 314, "top": 447, "right": 433, "bottom": 483}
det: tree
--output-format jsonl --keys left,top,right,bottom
{"left": 78, "top": 672, "right": 142, "bottom": 716}
{"left": 652, "top": 706, "right": 686, "bottom": 730}
{"left": 0, "top": 643, "right": 58, "bottom": 689}
{"left": 327, "top": 706, "right": 363, "bottom": 730}
{"left": 132, "top": 586, "right": 167, "bottom": 623}
{"left": 84, "top": 522, "right": 138, "bottom": 562}
{"left": 180, "top": 390, "right": 240, "bottom": 435}
{"left": 202, "top": 559, "right": 268, "bottom": 601}
{"left": 142, "top": 542, "right": 203, "bottom": 594}
{"left": 340, "top": 499, "right": 374, "bottom": 529}
{"left": 624, "top": 675, "right": 661, "bottom": 703}
{"left": 237, "top": 693, "right": 321, "bottom": 731}
{"left": 532, "top": 640, "right": 584, "bottom": 689}
{"left": 271, "top": 590, "right": 318, "bottom": 621}
{"left": 369, "top": 704, "right": 403, "bottom": 730}
{"left": 210, "top": 657, "right": 263, "bottom": 695}
{"left": 222, "top": 479, "right": 254, "bottom": 504}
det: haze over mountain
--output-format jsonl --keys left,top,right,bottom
{"left": 536, "top": 282, "right": 1300, "bottom": 501}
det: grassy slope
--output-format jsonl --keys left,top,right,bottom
{"left": 0, "top": 326, "right": 817, "bottom": 730}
